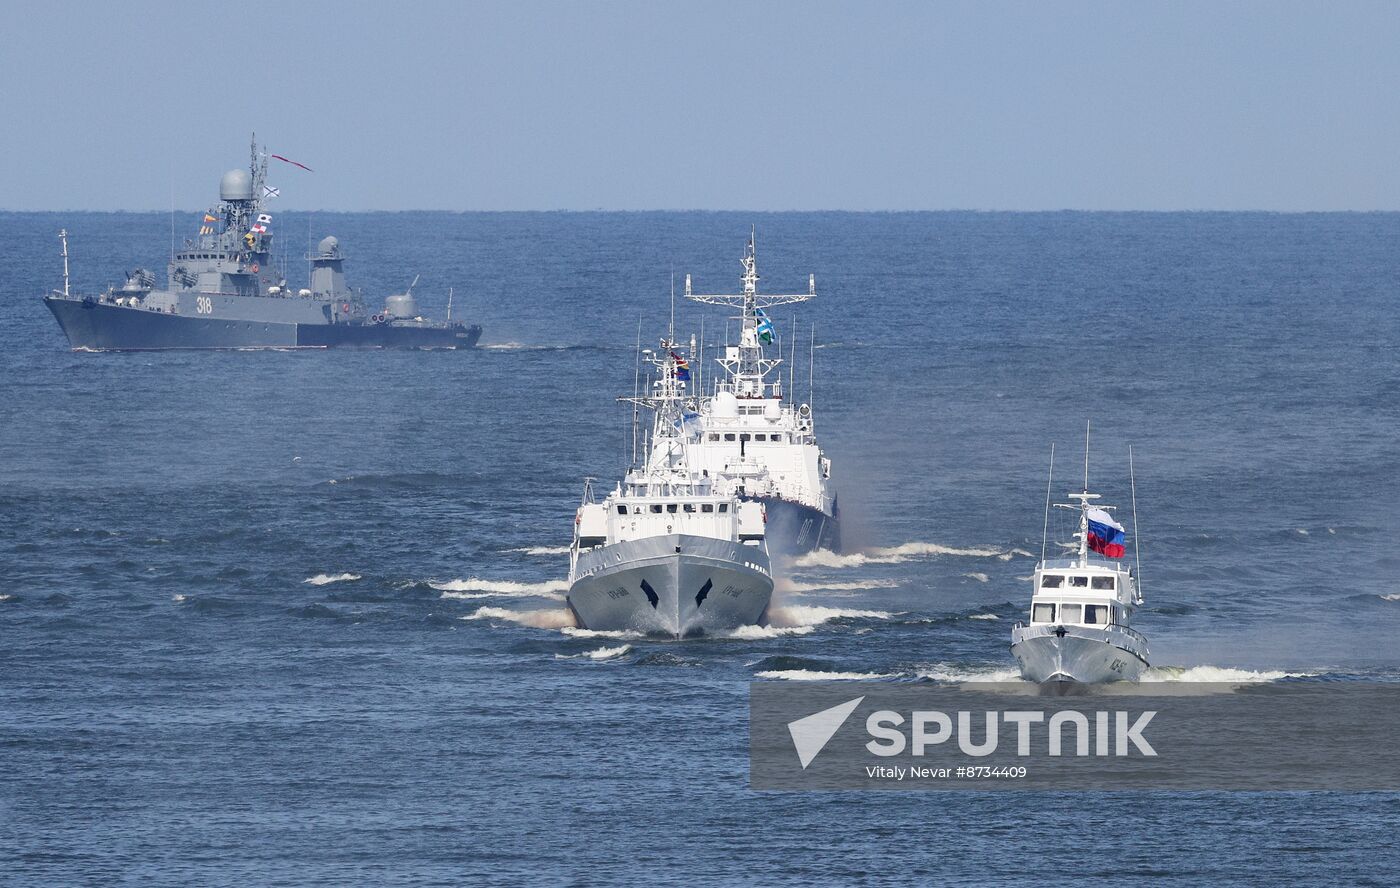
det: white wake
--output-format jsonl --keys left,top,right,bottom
{"left": 303, "top": 573, "right": 361, "bottom": 586}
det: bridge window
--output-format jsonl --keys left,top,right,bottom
{"left": 683, "top": 503, "right": 696, "bottom": 513}
{"left": 740, "top": 434, "right": 751, "bottom": 441}
{"left": 724, "top": 434, "right": 736, "bottom": 442}
{"left": 1040, "top": 575, "right": 1063, "bottom": 589}
{"left": 1069, "top": 576, "right": 1089, "bottom": 588}
{"left": 666, "top": 504, "right": 678, "bottom": 514}
{"left": 1084, "top": 605, "right": 1108, "bottom": 625}
{"left": 1059, "top": 604, "right": 1083, "bottom": 624}
{"left": 650, "top": 505, "right": 662, "bottom": 514}
{"left": 1092, "top": 576, "right": 1115, "bottom": 590}
{"left": 617, "top": 505, "right": 628, "bottom": 515}
{"left": 701, "top": 504, "right": 714, "bottom": 513}
{"left": 708, "top": 434, "right": 720, "bottom": 442}
{"left": 718, "top": 503, "right": 729, "bottom": 513}
{"left": 1032, "top": 603, "right": 1055, "bottom": 623}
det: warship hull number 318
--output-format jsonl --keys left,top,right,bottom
{"left": 44, "top": 138, "right": 481, "bottom": 351}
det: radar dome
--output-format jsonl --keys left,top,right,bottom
{"left": 317, "top": 235, "right": 339, "bottom": 255}
{"left": 712, "top": 391, "right": 739, "bottom": 418}
{"left": 219, "top": 169, "right": 254, "bottom": 201}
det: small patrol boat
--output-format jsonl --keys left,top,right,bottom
{"left": 1011, "top": 436, "right": 1150, "bottom": 688}
{"left": 567, "top": 334, "right": 773, "bottom": 637}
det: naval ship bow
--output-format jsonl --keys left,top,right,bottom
{"left": 566, "top": 331, "right": 772, "bottom": 637}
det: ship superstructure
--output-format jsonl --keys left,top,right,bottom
{"left": 655, "top": 232, "right": 838, "bottom": 554}
{"left": 567, "top": 337, "right": 772, "bottom": 637}
{"left": 43, "top": 138, "right": 481, "bottom": 350}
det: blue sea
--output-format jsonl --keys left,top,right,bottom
{"left": 3, "top": 211, "right": 1399, "bottom": 885}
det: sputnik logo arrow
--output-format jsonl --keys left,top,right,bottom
{"left": 787, "top": 696, "right": 864, "bottom": 768}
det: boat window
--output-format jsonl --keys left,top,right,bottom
{"left": 724, "top": 434, "right": 736, "bottom": 442}
{"left": 617, "top": 505, "right": 628, "bottom": 515}
{"left": 1084, "top": 605, "right": 1108, "bottom": 625}
{"left": 740, "top": 434, "right": 751, "bottom": 441}
{"left": 708, "top": 434, "right": 720, "bottom": 442}
{"left": 1032, "top": 603, "right": 1055, "bottom": 623}
{"left": 650, "top": 505, "right": 663, "bottom": 514}
{"left": 666, "top": 504, "right": 678, "bottom": 514}
{"left": 719, "top": 503, "right": 729, "bottom": 513}
{"left": 701, "top": 504, "right": 714, "bottom": 513}
{"left": 1059, "top": 604, "right": 1083, "bottom": 624}
{"left": 1092, "top": 576, "right": 1115, "bottom": 590}
{"left": 683, "top": 503, "right": 696, "bottom": 513}
{"left": 753, "top": 434, "right": 765, "bottom": 441}
{"left": 1069, "top": 576, "right": 1089, "bottom": 588}
{"left": 1040, "top": 575, "right": 1063, "bottom": 589}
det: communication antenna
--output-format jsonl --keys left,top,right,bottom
{"left": 1040, "top": 443, "right": 1055, "bottom": 563}
{"left": 1130, "top": 445, "right": 1144, "bottom": 601}
{"left": 1083, "top": 420, "right": 1091, "bottom": 492}
{"left": 447, "top": 287, "right": 454, "bottom": 322}
{"left": 697, "top": 317, "right": 704, "bottom": 397}
{"left": 630, "top": 316, "right": 643, "bottom": 467}
{"left": 788, "top": 317, "right": 797, "bottom": 402}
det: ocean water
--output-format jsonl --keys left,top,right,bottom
{"left": 2, "top": 210, "right": 1400, "bottom": 884}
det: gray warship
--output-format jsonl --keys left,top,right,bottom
{"left": 44, "top": 140, "right": 482, "bottom": 351}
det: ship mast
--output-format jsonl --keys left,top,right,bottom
{"left": 683, "top": 229, "right": 815, "bottom": 401}
{"left": 618, "top": 334, "right": 698, "bottom": 495}
{"left": 58, "top": 229, "right": 70, "bottom": 297}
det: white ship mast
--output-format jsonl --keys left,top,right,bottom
{"left": 618, "top": 331, "right": 703, "bottom": 496}
{"left": 684, "top": 229, "right": 815, "bottom": 400}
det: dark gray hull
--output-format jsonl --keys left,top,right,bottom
{"left": 46, "top": 297, "right": 481, "bottom": 351}
{"left": 755, "top": 495, "right": 839, "bottom": 555}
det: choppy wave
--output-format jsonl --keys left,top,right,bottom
{"left": 968, "top": 613, "right": 1000, "bottom": 620}
{"left": 463, "top": 606, "right": 575, "bottom": 629}
{"left": 1144, "top": 665, "right": 1310, "bottom": 683}
{"left": 556, "top": 645, "right": 631, "bottom": 661}
{"left": 304, "top": 573, "right": 361, "bottom": 586}
{"left": 918, "top": 664, "right": 1025, "bottom": 683}
{"left": 560, "top": 626, "right": 642, "bottom": 640}
{"left": 509, "top": 545, "right": 571, "bottom": 556}
{"left": 1381, "top": 593, "right": 1400, "bottom": 602}
{"left": 725, "top": 624, "right": 816, "bottom": 640}
{"left": 793, "top": 541, "right": 1007, "bottom": 568}
{"left": 756, "top": 669, "right": 899, "bottom": 681}
{"left": 0, "top": 594, "right": 13, "bottom": 603}
{"left": 997, "top": 548, "right": 1034, "bottom": 562}
{"left": 769, "top": 604, "right": 893, "bottom": 627}
{"left": 776, "top": 578, "right": 899, "bottom": 594}
{"left": 963, "top": 572, "right": 990, "bottom": 583}
{"left": 432, "top": 578, "right": 567, "bottom": 599}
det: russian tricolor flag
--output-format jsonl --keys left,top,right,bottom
{"left": 1086, "top": 508, "right": 1126, "bottom": 558}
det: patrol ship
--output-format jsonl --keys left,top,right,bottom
{"left": 44, "top": 139, "right": 481, "bottom": 350}
{"left": 567, "top": 336, "right": 773, "bottom": 637}
{"left": 656, "top": 232, "right": 839, "bottom": 554}
{"left": 1011, "top": 440, "right": 1150, "bottom": 687}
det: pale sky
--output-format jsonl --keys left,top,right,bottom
{"left": 3, "top": 0, "right": 1399, "bottom": 211}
